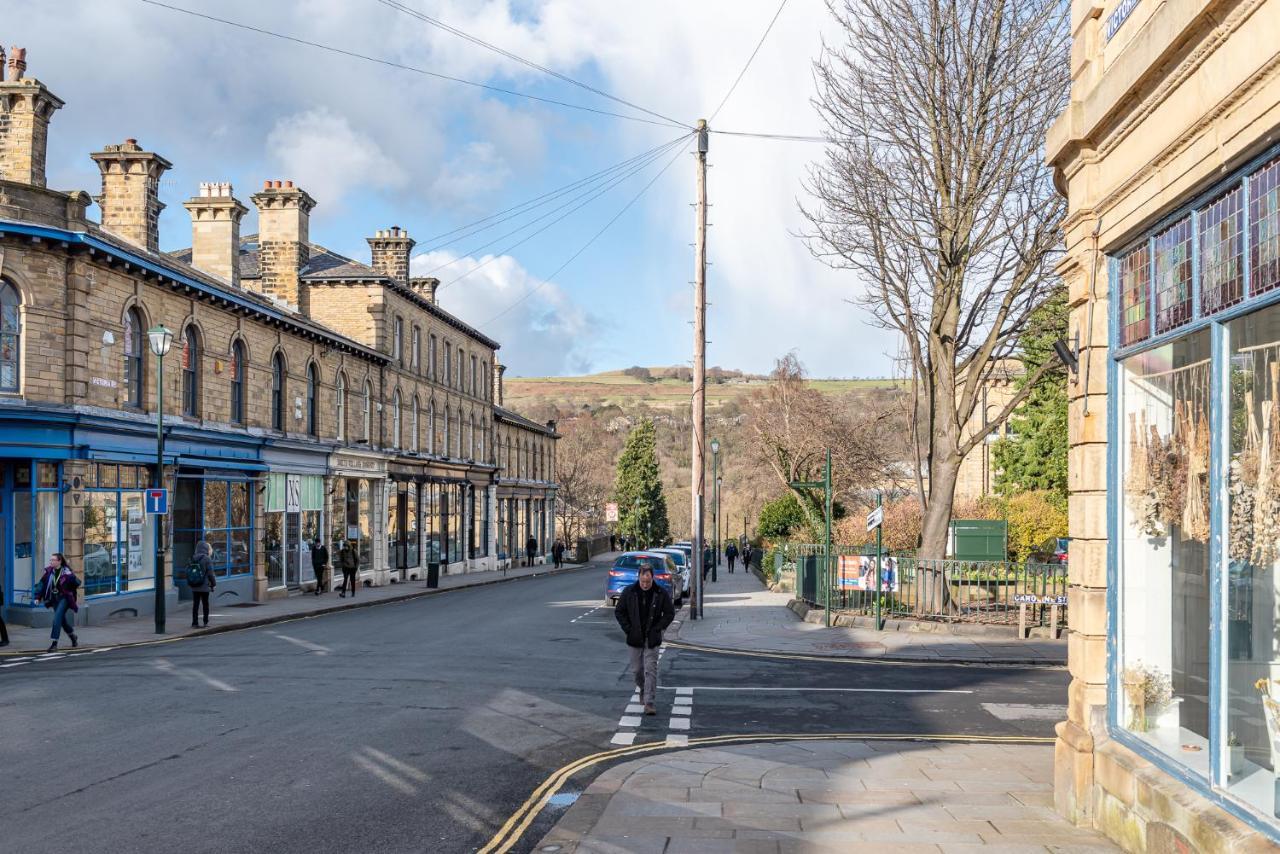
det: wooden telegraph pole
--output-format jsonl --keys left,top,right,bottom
{"left": 691, "top": 119, "right": 709, "bottom": 619}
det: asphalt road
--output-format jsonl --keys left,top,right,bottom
{"left": 0, "top": 561, "right": 1069, "bottom": 854}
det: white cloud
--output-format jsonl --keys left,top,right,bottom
{"left": 429, "top": 141, "right": 512, "bottom": 210}
{"left": 266, "top": 108, "right": 406, "bottom": 214}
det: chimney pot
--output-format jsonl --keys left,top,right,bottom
{"left": 0, "top": 46, "right": 7, "bottom": 83}
{"left": 8, "top": 46, "right": 26, "bottom": 80}
{"left": 0, "top": 49, "right": 63, "bottom": 187}
{"left": 284, "top": 180, "right": 294, "bottom": 188}
{"left": 184, "top": 181, "right": 247, "bottom": 287}
{"left": 251, "top": 181, "right": 317, "bottom": 308}
{"left": 91, "top": 140, "right": 172, "bottom": 252}
{"left": 263, "top": 179, "right": 271, "bottom": 189}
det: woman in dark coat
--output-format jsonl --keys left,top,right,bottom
{"left": 189, "top": 540, "right": 216, "bottom": 628}
{"left": 38, "top": 553, "right": 79, "bottom": 651}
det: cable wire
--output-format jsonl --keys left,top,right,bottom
{"left": 708, "top": 0, "right": 791, "bottom": 122}
{"left": 140, "top": 0, "right": 686, "bottom": 129}
{"left": 376, "top": 0, "right": 689, "bottom": 130}
{"left": 710, "top": 129, "right": 825, "bottom": 142}
{"left": 480, "top": 139, "right": 692, "bottom": 328}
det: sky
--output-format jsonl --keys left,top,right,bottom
{"left": 7, "top": 0, "right": 900, "bottom": 378}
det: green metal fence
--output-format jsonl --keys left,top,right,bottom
{"left": 779, "top": 543, "right": 1067, "bottom": 627}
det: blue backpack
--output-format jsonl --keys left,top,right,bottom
{"left": 186, "top": 560, "right": 207, "bottom": 589}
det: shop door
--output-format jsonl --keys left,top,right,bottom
{"left": 439, "top": 490, "right": 449, "bottom": 567}
{"left": 285, "top": 512, "right": 301, "bottom": 587}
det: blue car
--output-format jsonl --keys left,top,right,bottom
{"left": 605, "top": 552, "right": 681, "bottom": 608}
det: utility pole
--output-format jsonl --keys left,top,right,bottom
{"left": 691, "top": 118, "right": 709, "bottom": 620}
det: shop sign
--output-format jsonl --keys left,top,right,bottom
{"left": 333, "top": 454, "right": 382, "bottom": 473}
{"left": 285, "top": 475, "right": 301, "bottom": 513}
{"left": 347, "top": 525, "right": 361, "bottom": 540}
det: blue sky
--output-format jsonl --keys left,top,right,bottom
{"left": 8, "top": 0, "right": 900, "bottom": 378}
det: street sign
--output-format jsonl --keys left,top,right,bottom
{"left": 605, "top": 502, "right": 619, "bottom": 523}
{"left": 866, "top": 505, "right": 883, "bottom": 532}
{"left": 144, "top": 488, "right": 169, "bottom": 515}
{"left": 1013, "top": 593, "right": 1068, "bottom": 605}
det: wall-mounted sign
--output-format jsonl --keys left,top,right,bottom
{"left": 91, "top": 376, "right": 118, "bottom": 388}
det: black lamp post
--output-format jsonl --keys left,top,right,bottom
{"left": 148, "top": 324, "right": 174, "bottom": 634}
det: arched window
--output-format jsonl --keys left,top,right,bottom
{"left": 181, "top": 325, "right": 201, "bottom": 418}
{"left": 271, "top": 352, "right": 286, "bottom": 431}
{"left": 468, "top": 414, "right": 476, "bottom": 460}
{"left": 362, "top": 380, "right": 372, "bottom": 442}
{"left": 470, "top": 355, "right": 477, "bottom": 397}
{"left": 335, "top": 371, "right": 347, "bottom": 441}
{"left": 481, "top": 360, "right": 488, "bottom": 400}
{"left": 230, "top": 339, "right": 246, "bottom": 424}
{"left": 409, "top": 396, "right": 419, "bottom": 453}
{"left": 426, "top": 399, "right": 435, "bottom": 454}
{"left": 411, "top": 326, "right": 421, "bottom": 372}
{"left": 457, "top": 346, "right": 465, "bottom": 390}
{"left": 391, "top": 389, "right": 401, "bottom": 449}
{"left": 306, "top": 363, "right": 319, "bottom": 436}
{"left": 506, "top": 437, "right": 513, "bottom": 475}
{"left": 430, "top": 334, "right": 438, "bottom": 380}
{"left": 123, "top": 308, "right": 145, "bottom": 408}
{"left": 444, "top": 342, "right": 452, "bottom": 388}
{"left": 444, "top": 406, "right": 451, "bottom": 457}
{"left": 393, "top": 315, "right": 404, "bottom": 365}
{"left": 0, "top": 280, "right": 19, "bottom": 392}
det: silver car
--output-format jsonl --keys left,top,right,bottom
{"left": 651, "top": 547, "right": 692, "bottom": 603}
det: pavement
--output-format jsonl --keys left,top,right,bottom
{"left": 0, "top": 554, "right": 602, "bottom": 656}
{"left": 673, "top": 566, "right": 1067, "bottom": 665}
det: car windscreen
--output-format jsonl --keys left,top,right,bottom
{"left": 615, "top": 555, "right": 666, "bottom": 573}
{"left": 656, "top": 551, "right": 686, "bottom": 565}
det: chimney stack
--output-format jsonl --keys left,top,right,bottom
{"left": 493, "top": 361, "right": 506, "bottom": 407}
{"left": 183, "top": 182, "right": 247, "bottom": 287}
{"left": 0, "top": 46, "right": 65, "bottom": 188}
{"left": 368, "top": 226, "right": 415, "bottom": 283}
{"left": 409, "top": 276, "right": 439, "bottom": 305}
{"left": 90, "top": 139, "right": 172, "bottom": 252}
{"left": 251, "top": 179, "right": 316, "bottom": 308}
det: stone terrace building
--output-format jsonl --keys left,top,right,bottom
{"left": 1049, "top": 1, "right": 1280, "bottom": 848}
{"left": 0, "top": 49, "right": 557, "bottom": 626}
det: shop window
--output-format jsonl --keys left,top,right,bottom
{"left": 1154, "top": 217, "right": 1193, "bottom": 334}
{"left": 1119, "top": 244, "right": 1151, "bottom": 347}
{"left": 83, "top": 465, "right": 154, "bottom": 597}
{"left": 1251, "top": 155, "right": 1280, "bottom": 296}
{"left": 423, "top": 482, "right": 439, "bottom": 565}
{"left": 181, "top": 326, "right": 201, "bottom": 417}
{"left": 358, "top": 479, "right": 372, "bottom": 570}
{"left": 335, "top": 371, "right": 346, "bottom": 441}
{"left": 124, "top": 308, "right": 145, "bottom": 408}
{"left": 1201, "top": 186, "right": 1244, "bottom": 315}
{"left": 271, "top": 352, "right": 286, "bottom": 431}
{"left": 407, "top": 483, "right": 419, "bottom": 568}
{"left": 1119, "top": 329, "right": 1211, "bottom": 775}
{"left": 0, "top": 279, "right": 19, "bottom": 392}
{"left": 230, "top": 339, "right": 246, "bottom": 424}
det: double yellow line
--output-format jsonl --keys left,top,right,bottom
{"left": 478, "top": 731, "right": 1056, "bottom": 853}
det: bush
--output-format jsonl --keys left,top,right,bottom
{"left": 1000, "top": 490, "right": 1068, "bottom": 563}
{"left": 757, "top": 493, "right": 806, "bottom": 540}
{"left": 622, "top": 366, "right": 653, "bottom": 382}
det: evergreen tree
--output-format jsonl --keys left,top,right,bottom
{"left": 613, "top": 419, "right": 669, "bottom": 546}
{"left": 992, "top": 288, "right": 1069, "bottom": 502}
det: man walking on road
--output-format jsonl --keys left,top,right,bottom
{"left": 614, "top": 563, "right": 675, "bottom": 716}
{"left": 725, "top": 542, "right": 738, "bottom": 573}
{"left": 311, "top": 538, "right": 329, "bottom": 595}
{"left": 338, "top": 540, "right": 359, "bottom": 598}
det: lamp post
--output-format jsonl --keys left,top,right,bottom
{"left": 148, "top": 325, "right": 174, "bottom": 634}
{"left": 710, "top": 439, "right": 720, "bottom": 583}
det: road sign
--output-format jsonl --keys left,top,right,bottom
{"left": 605, "top": 502, "right": 619, "bottom": 523}
{"left": 144, "top": 488, "right": 169, "bottom": 515}
{"left": 866, "top": 505, "right": 884, "bottom": 532}
{"left": 1013, "top": 593, "right": 1068, "bottom": 605}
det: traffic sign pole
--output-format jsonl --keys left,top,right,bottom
{"left": 874, "top": 492, "right": 883, "bottom": 631}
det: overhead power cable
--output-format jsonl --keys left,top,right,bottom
{"left": 139, "top": 0, "right": 685, "bottom": 129}
{"left": 376, "top": 0, "right": 689, "bottom": 130}
{"left": 417, "top": 134, "right": 688, "bottom": 253}
{"left": 708, "top": 0, "right": 791, "bottom": 122}
{"left": 434, "top": 132, "right": 692, "bottom": 292}
{"left": 480, "top": 139, "right": 692, "bottom": 328}
{"left": 710, "top": 129, "right": 825, "bottom": 142}
{"left": 423, "top": 135, "right": 688, "bottom": 278}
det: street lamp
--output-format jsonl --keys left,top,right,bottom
{"left": 148, "top": 325, "right": 174, "bottom": 634}
{"left": 710, "top": 438, "right": 720, "bottom": 580}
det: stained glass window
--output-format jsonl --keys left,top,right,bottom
{"left": 0, "top": 280, "right": 19, "bottom": 391}
{"left": 1119, "top": 244, "right": 1151, "bottom": 347}
{"left": 1200, "top": 186, "right": 1244, "bottom": 315}
{"left": 1154, "top": 217, "right": 1193, "bottom": 334}
{"left": 1252, "top": 156, "right": 1280, "bottom": 296}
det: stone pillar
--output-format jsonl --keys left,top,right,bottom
{"left": 368, "top": 226, "right": 415, "bottom": 284}
{"left": 90, "top": 139, "right": 172, "bottom": 253}
{"left": 493, "top": 361, "right": 506, "bottom": 407}
{"left": 0, "top": 47, "right": 64, "bottom": 188}
{"left": 409, "top": 276, "right": 439, "bottom": 304}
{"left": 250, "top": 180, "right": 315, "bottom": 308}
{"left": 183, "top": 182, "right": 247, "bottom": 287}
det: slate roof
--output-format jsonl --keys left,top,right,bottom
{"left": 496, "top": 406, "right": 558, "bottom": 437}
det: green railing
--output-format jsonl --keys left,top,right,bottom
{"left": 780, "top": 544, "right": 1067, "bottom": 627}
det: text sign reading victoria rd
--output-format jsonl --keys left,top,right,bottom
{"left": 865, "top": 506, "right": 884, "bottom": 532}
{"left": 144, "top": 488, "right": 169, "bottom": 515}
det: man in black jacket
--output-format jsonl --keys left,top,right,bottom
{"left": 614, "top": 563, "right": 675, "bottom": 715}
{"left": 311, "top": 538, "right": 330, "bottom": 595}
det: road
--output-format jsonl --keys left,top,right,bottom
{"left": 0, "top": 561, "right": 1068, "bottom": 853}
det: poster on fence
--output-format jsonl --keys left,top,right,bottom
{"left": 837, "top": 555, "right": 899, "bottom": 591}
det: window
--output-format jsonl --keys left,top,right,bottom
{"left": 306, "top": 363, "right": 319, "bottom": 436}
{"left": 393, "top": 315, "right": 404, "bottom": 364}
{"left": 391, "top": 389, "right": 402, "bottom": 449}
{"left": 0, "top": 279, "right": 19, "bottom": 392}
{"left": 81, "top": 464, "right": 155, "bottom": 597}
{"left": 1119, "top": 244, "right": 1151, "bottom": 347}
{"left": 458, "top": 346, "right": 465, "bottom": 390}
{"left": 1153, "top": 217, "right": 1193, "bottom": 334}
{"left": 1201, "top": 186, "right": 1244, "bottom": 315}
{"left": 1251, "top": 155, "right": 1280, "bottom": 296}
{"left": 230, "top": 339, "right": 245, "bottom": 424}
{"left": 411, "top": 396, "right": 420, "bottom": 452}
{"left": 444, "top": 342, "right": 452, "bottom": 388}
{"left": 427, "top": 399, "right": 435, "bottom": 454}
{"left": 181, "top": 326, "right": 201, "bottom": 418}
{"left": 335, "top": 372, "right": 346, "bottom": 441}
{"left": 470, "top": 355, "right": 477, "bottom": 397}
{"left": 444, "top": 406, "right": 451, "bottom": 457}
{"left": 468, "top": 415, "right": 476, "bottom": 460}
{"left": 362, "top": 380, "right": 372, "bottom": 443}
{"left": 124, "top": 308, "right": 144, "bottom": 408}
{"left": 412, "top": 326, "right": 421, "bottom": 372}
{"left": 430, "top": 334, "right": 438, "bottom": 380}
{"left": 481, "top": 360, "right": 488, "bottom": 400}
{"left": 271, "top": 352, "right": 286, "bottom": 431}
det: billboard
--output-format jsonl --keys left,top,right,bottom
{"left": 836, "top": 554, "right": 899, "bottom": 591}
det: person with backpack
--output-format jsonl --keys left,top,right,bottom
{"left": 187, "top": 540, "right": 215, "bottom": 628}
{"left": 38, "top": 553, "right": 79, "bottom": 651}
{"left": 0, "top": 581, "right": 9, "bottom": 647}
{"left": 311, "top": 538, "right": 329, "bottom": 596}
{"left": 338, "top": 540, "right": 358, "bottom": 598}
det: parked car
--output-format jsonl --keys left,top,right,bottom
{"left": 605, "top": 552, "right": 682, "bottom": 607}
{"left": 1028, "top": 537, "right": 1070, "bottom": 567}
{"left": 651, "top": 547, "right": 692, "bottom": 599}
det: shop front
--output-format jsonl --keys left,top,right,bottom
{"left": 388, "top": 462, "right": 423, "bottom": 582}
{"left": 329, "top": 450, "right": 387, "bottom": 587}
{"left": 495, "top": 486, "right": 554, "bottom": 569}
{"left": 263, "top": 443, "right": 331, "bottom": 597}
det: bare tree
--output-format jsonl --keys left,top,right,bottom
{"left": 803, "top": 0, "right": 1068, "bottom": 575}
{"left": 554, "top": 416, "right": 617, "bottom": 545}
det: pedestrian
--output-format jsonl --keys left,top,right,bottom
{"left": 551, "top": 539, "right": 565, "bottom": 569}
{"left": 610, "top": 533, "right": 616, "bottom": 552}
{"left": 614, "top": 561, "right": 675, "bottom": 716}
{"left": 37, "top": 553, "right": 79, "bottom": 651}
{"left": 526, "top": 535, "right": 538, "bottom": 566}
{"left": 186, "top": 540, "right": 216, "bottom": 628}
{"left": 0, "top": 577, "right": 9, "bottom": 647}
{"left": 311, "top": 537, "right": 330, "bottom": 596}
{"left": 338, "top": 540, "right": 359, "bottom": 598}
{"left": 703, "top": 545, "right": 714, "bottom": 581}
{"left": 725, "top": 541, "right": 738, "bottom": 573}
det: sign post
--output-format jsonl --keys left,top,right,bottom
{"left": 144, "top": 488, "right": 169, "bottom": 515}
{"left": 789, "top": 448, "right": 833, "bottom": 627}
{"left": 867, "top": 494, "right": 884, "bottom": 630}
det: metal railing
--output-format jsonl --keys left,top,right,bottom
{"left": 781, "top": 544, "right": 1067, "bottom": 627}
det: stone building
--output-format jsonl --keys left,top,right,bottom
{"left": 1048, "top": 1, "right": 1280, "bottom": 848}
{"left": 0, "top": 49, "right": 557, "bottom": 626}
{"left": 953, "top": 360, "right": 1023, "bottom": 503}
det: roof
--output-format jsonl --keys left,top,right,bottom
{"left": 495, "top": 406, "right": 558, "bottom": 437}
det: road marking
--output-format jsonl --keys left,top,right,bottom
{"left": 363, "top": 747, "right": 429, "bottom": 781}
{"left": 659, "top": 685, "right": 974, "bottom": 694}
{"left": 981, "top": 702, "right": 1067, "bottom": 721}
{"left": 569, "top": 606, "right": 602, "bottom": 624}
{"left": 352, "top": 752, "right": 418, "bottom": 795}
{"left": 618, "top": 715, "right": 642, "bottom": 728}
{"left": 0, "top": 662, "right": 30, "bottom": 668}
{"left": 671, "top": 706, "right": 691, "bottom": 717}
{"left": 668, "top": 717, "right": 691, "bottom": 731}
{"left": 610, "top": 732, "right": 636, "bottom": 746}
{"left": 624, "top": 704, "right": 645, "bottom": 714}
{"left": 665, "top": 734, "right": 689, "bottom": 746}
{"left": 152, "top": 658, "right": 238, "bottom": 693}
{"left": 664, "top": 639, "right": 1066, "bottom": 669}
{"left": 269, "top": 632, "right": 331, "bottom": 655}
